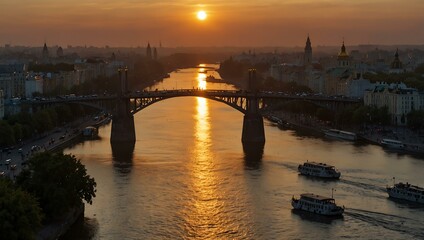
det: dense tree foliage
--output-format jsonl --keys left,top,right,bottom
{"left": 0, "top": 121, "right": 15, "bottom": 146}
{"left": 0, "top": 105, "right": 95, "bottom": 148}
{"left": 0, "top": 178, "right": 43, "bottom": 240}
{"left": 219, "top": 57, "right": 312, "bottom": 93}
{"left": 16, "top": 152, "right": 96, "bottom": 221}
{"left": 407, "top": 110, "right": 424, "bottom": 130}
{"left": 69, "top": 75, "right": 120, "bottom": 95}
{"left": 363, "top": 71, "right": 424, "bottom": 90}
{"left": 269, "top": 100, "right": 392, "bottom": 128}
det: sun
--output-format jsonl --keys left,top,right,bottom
{"left": 197, "top": 11, "right": 207, "bottom": 21}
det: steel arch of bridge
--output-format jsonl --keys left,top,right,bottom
{"left": 126, "top": 90, "right": 360, "bottom": 115}
{"left": 128, "top": 90, "right": 255, "bottom": 115}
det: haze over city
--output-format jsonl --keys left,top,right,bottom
{"left": 1, "top": 0, "right": 423, "bottom": 47}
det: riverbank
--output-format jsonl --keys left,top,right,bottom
{"left": 1, "top": 113, "right": 110, "bottom": 240}
{"left": 265, "top": 110, "right": 424, "bottom": 155}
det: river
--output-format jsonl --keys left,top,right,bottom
{"left": 62, "top": 64, "right": 424, "bottom": 240}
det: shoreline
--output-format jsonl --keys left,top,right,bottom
{"left": 265, "top": 111, "right": 424, "bottom": 156}
{"left": 1, "top": 114, "right": 111, "bottom": 240}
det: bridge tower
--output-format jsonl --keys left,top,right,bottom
{"left": 110, "top": 67, "right": 136, "bottom": 144}
{"left": 241, "top": 69, "right": 265, "bottom": 144}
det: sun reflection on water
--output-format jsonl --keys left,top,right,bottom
{"left": 183, "top": 96, "right": 229, "bottom": 238}
{"left": 197, "top": 71, "right": 207, "bottom": 90}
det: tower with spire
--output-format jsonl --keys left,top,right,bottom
{"left": 42, "top": 42, "right": 49, "bottom": 61}
{"left": 146, "top": 42, "right": 152, "bottom": 60}
{"left": 304, "top": 35, "right": 312, "bottom": 65}
{"left": 389, "top": 48, "right": 404, "bottom": 74}
{"left": 337, "top": 41, "right": 350, "bottom": 67}
{"left": 153, "top": 47, "right": 157, "bottom": 60}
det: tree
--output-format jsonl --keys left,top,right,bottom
{"left": 16, "top": 152, "right": 96, "bottom": 221}
{"left": 32, "top": 110, "right": 53, "bottom": 133}
{"left": 0, "top": 120, "right": 15, "bottom": 147}
{"left": 0, "top": 178, "right": 43, "bottom": 240}
{"left": 407, "top": 110, "right": 424, "bottom": 130}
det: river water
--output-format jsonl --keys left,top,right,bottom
{"left": 63, "top": 64, "right": 424, "bottom": 240}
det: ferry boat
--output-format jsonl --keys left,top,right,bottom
{"left": 291, "top": 193, "right": 344, "bottom": 216}
{"left": 386, "top": 181, "right": 424, "bottom": 204}
{"left": 324, "top": 129, "right": 357, "bottom": 141}
{"left": 298, "top": 161, "right": 341, "bottom": 179}
{"left": 380, "top": 138, "right": 405, "bottom": 149}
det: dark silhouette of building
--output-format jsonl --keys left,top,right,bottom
{"left": 153, "top": 47, "right": 157, "bottom": 60}
{"left": 56, "top": 46, "right": 64, "bottom": 58}
{"left": 337, "top": 41, "right": 350, "bottom": 67}
{"left": 146, "top": 43, "right": 152, "bottom": 60}
{"left": 304, "top": 35, "right": 312, "bottom": 65}
{"left": 390, "top": 49, "right": 403, "bottom": 73}
{"left": 42, "top": 42, "right": 49, "bottom": 61}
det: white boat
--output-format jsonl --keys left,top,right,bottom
{"left": 291, "top": 193, "right": 344, "bottom": 216}
{"left": 298, "top": 161, "right": 341, "bottom": 179}
{"left": 380, "top": 138, "right": 405, "bottom": 149}
{"left": 387, "top": 182, "right": 424, "bottom": 204}
{"left": 324, "top": 129, "right": 357, "bottom": 141}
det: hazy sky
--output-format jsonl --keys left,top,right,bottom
{"left": 1, "top": 0, "right": 423, "bottom": 47}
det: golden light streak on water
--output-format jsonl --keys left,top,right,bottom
{"left": 185, "top": 97, "right": 227, "bottom": 238}
{"left": 197, "top": 72, "right": 207, "bottom": 90}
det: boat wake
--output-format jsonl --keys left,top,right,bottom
{"left": 340, "top": 179, "right": 387, "bottom": 193}
{"left": 345, "top": 208, "right": 424, "bottom": 239}
{"left": 268, "top": 161, "right": 299, "bottom": 172}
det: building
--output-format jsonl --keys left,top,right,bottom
{"left": 389, "top": 49, "right": 404, "bottom": 74}
{"left": 25, "top": 74, "right": 44, "bottom": 98}
{"left": 0, "top": 64, "right": 26, "bottom": 99}
{"left": 364, "top": 82, "right": 424, "bottom": 125}
{"left": 42, "top": 42, "right": 49, "bottom": 62}
{"left": 57, "top": 46, "right": 64, "bottom": 58}
{"left": 146, "top": 43, "right": 152, "bottom": 60}
{"left": 324, "top": 42, "right": 355, "bottom": 96}
{"left": 346, "top": 76, "right": 374, "bottom": 98}
{"left": 304, "top": 35, "right": 312, "bottom": 65}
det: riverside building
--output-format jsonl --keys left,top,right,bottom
{"left": 364, "top": 82, "right": 424, "bottom": 125}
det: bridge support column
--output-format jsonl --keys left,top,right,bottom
{"left": 241, "top": 113, "right": 265, "bottom": 144}
{"left": 111, "top": 113, "right": 136, "bottom": 144}
{"left": 111, "top": 67, "right": 136, "bottom": 144}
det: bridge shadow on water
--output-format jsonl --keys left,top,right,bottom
{"left": 111, "top": 142, "right": 135, "bottom": 174}
{"left": 243, "top": 142, "right": 264, "bottom": 170}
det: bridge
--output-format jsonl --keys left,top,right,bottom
{"left": 28, "top": 89, "right": 360, "bottom": 144}
{"left": 26, "top": 70, "right": 361, "bottom": 146}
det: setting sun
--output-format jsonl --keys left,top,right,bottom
{"left": 197, "top": 10, "right": 207, "bottom": 21}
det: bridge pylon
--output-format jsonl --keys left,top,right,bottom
{"left": 241, "top": 69, "right": 265, "bottom": 144}
{"left": 110, "top": 67, "right": 136, "bottom": 144}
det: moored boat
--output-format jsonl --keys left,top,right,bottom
{"left": 298, "top": 161, "right": 341, "bottom": 179}
{"left": 324, "top": 129, "right": 357, "bottom": 141}
{"left": 205, "top": 75, "right": 222, "bottom": 83}
{"left": 380, "top": 138, "right": 405, "bottom": 149}
{"left": 291, "top": 193, "right": 344, "bottom": 216}
{"left": 82, "top": 126, "right": 99, "bottom": 137}
{"left": 387, "top": 181, "right": 424, "bottom": 204}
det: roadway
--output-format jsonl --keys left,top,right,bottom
{"left": 0, "top": 115, "right": 109, "bottom": 179}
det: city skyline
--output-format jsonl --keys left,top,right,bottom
{"left": 1, "top": 0, "right": 423, "bottom": 47}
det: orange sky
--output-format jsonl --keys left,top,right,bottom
{"left": 0, "top": 0, "right": 423, "bottom": 47}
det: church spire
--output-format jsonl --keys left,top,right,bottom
{"left": 42, "top": 42, "right": 49, "bottom": 62}
{"left": 146, "top": 42, "right": 152, "bottom": 60}
{"left": 337, "top": 40, "right": 350, "bottom": 67}
{"left": 304, "top": 34, "right": 312, "bottom": 65}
